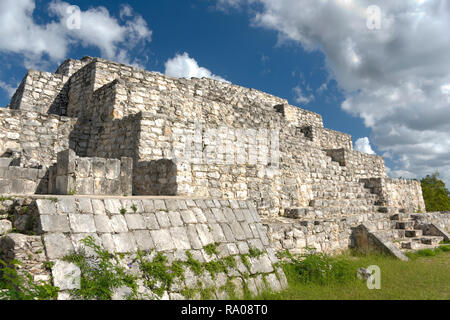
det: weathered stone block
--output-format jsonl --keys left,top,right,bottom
{"left": 143, "top": 213, "right": 160, "bottom": 230}
{"left": 168, "top": 211, "right": 184, "bottom": 227}
{"left": 36, "top": 199, "right": 57, "bottom": 215}
{"left": 94, "top": 215, "right": 114, "bottom": 233}
{"left": 91, "top": 199, "right": 105, "bottom": 215}
{"left": 75, "top": 177, "right": 94, "bottom": 195}
{"left": 77, "top": 198, "right": 93, "bottom": 214}
{"left": 52, "top": 260, "right": 81, "bottom": 291}
{"left": 150, "top": 229, "right": 175, "bottom": 251}
{"left": 195, "top": 224, "right": 214, "bottom": 246}
{"left": 133, "top": 230, "right": 154, "bottom": 250}
{"left": 76, "top": 158, "right": 91, "bottom": 178}
{"left": 180, "top": 210, "right": 197, "bottom": 224}
{"left": 69, "top": 214, "right": 96, "bottom": 233}
{"left": 155, "top": 211, "right": 171, "bottom": 228}
{"left": 0, "top": 220, "right": 13, "bottom": 235}
{"left": 43, "top": 233, "right": 74, "bottom": 259}
{"left": 104, "top": 199, "right": 121, "bottom": 214}
{"left": 39, "top": 215, "right": 70, "bottom": 233}
{"left": 106, "top": 159, "right": 120, "bottom": 180}
{"left": 112, "top": 233, "right": 137, "bottom": 253}
{"left": 170, "top": 227, "right": 191, "bottom": 250}
{"left": 92, "top": 158, "right": 106, "bottom": 178}
{"left": 57, "top": 149, "right": 76, "bottom": 176}
{"left": 59, "top": 198, "right": 76, "bottom": 213}
{"left": 110, "top": 215, "right": 128, "bottom": 233}
{"left": 125, "top": 214, "right": 145, "bottom": 230}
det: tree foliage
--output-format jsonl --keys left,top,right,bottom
{"left": 420, "top": 172, "right": 450, "bottom": 212}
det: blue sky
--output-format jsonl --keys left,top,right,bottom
{"left": 0, "top": 0, "right": 370, "bottom": 136}
{"left": 1, "top": 0, "right": 450, "bottom": 184}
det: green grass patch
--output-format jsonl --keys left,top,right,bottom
{"left": 255, "top": 249, "right": 450, "bottom": 300}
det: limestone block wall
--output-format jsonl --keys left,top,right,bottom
{"left": 411, "top": 212, "right": 450, "bottom": 232}
{"left": 325, "top": 148, "right": 386, "bottom": 178}
{"left": 52, "top": 150, "right": 132, "bottom": 196}
{"left": 273, "top": 104, "right": 323, "bottom": 128}
{"left": 0, "top": 165, "right": 47, "bottom": 194}
{"left": 385, "top": 179, "right": 425, "bottom": 213}
{"left": 0, "top": 233, "right": 50, "bottom": 283}
{"left": 264, "top": 212, "right": 397, "bottom": 255}
{"left": 9, "top": 70, "right": 69, "bottom": 115}
{"left": 362, "top": 178, "right": 425, "bottom": 212}
{"left": 66, "top": 61, "right": 96, "bottom": 118}
{"left": 55, "top": 56, "right": 94, "bottom": 77}
{"left": 1, "top": 196, "right": 287, "bottom": 300}
{"left": 0, "top": 109, "right": 76, "bottom": 168}
{"left": 132, "top": 113, "right": 282, "bottom": 213}
{"left": 317, "top": 128, "right": 353, "bottom": 150}
{"left": 68, "top": 58, "right": 314, "bottom": 130}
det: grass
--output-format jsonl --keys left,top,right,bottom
{"left": 255, "top": 248, "right": 450, "bottom": 300}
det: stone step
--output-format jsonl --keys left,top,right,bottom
{"left": 405, "top": 229, "right": 423, "bottom": 238}
{"left": 378, "top": 207, "right": 405, "bottom": 214}
{"left": 396, "top": 221, "right": 415, "bottom": 230}
{"left": 401, "top": 241, "right": 422, "bottom": 250}
{"left": 420, "top": 236, "right": 444, "bottom": 246}
{"left": 284, "top": 206, "right": 382, "bottom": 219}
{"left": 390, "top": 213, "right": 412, "bottom": 221}
{"left": 309, "top": 199, "right": 377, "bottom": 207}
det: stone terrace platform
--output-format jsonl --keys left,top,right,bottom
{"left": 0, "top": 195, "right": 287, "bottom": 300}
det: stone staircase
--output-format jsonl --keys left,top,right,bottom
{"left": 285, "top": 149, "right": 385, "bottom": 220}
{"left": 390, "top": 213, "right": 445, "bottom": 252}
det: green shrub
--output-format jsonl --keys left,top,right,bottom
{"left": 63, "top": 236, "right": 137, "bottom": 300}
{"left": 420, "top": 172, "right": 450, "bottom": 212}
{"left": 0, "top": 259, "right": 59, "bottom": 300}
{"left": 137, "top": 251, "right": 184, "bottom": 297}
{"left": 282, "top": 249, "right": 356, "bottom": 285}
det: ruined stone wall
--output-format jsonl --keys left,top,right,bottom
{"left": 0, "top": 109, "right": 75, "bottom": 168}
{"left": 362, "top": 178, "right": 425, "bottom": 213}
{"left": 273, "top": 104, "right": 323, "bottom": 128}
{"left": 52, "top": 150, "right": 133, "bottom": 196}
{"left": 411, "top": 212, "right": 450, "bottom": 232}
{"left": 317, "top": 128, "right": 353, "bottom": 150}
{"left": 1, "top": 196, "right": 287, "bottom": 300}
{"left": 0, "top": 56, "right": 428, "bottom": 231}
{"left": 0, "top": 166, "right": 47, "bottom": 194}
{"left": 264, "top": 212, "right": 396, "bottom": 255}
{"left": 9, "top": 70, "right": 69, "bottom": 115}
{"left": 55, "top": 56, "right": 94, "bottom": 77}
{"left": 325, "top": 148, "right": 386, "bottom": 178}
{"left": 385, "top": 179, "right": 425, "bottom": 213}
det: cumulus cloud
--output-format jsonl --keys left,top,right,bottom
{"left": 0, "top": 0, "right": 152, "bottom": 67}
{"left": 218, "top": 0, "right": 450, "bottom": 185}
{"left": 0, "top": 81, "right": 17, "bottom": 98}
{"left": 355, "top": 137, "right": 376, "bottom": 155}
{"left": 164, "top": 52, "right": 229, "bottom": 82}
{"left": 293, "top": 86, "right": 314, "bottom": 105}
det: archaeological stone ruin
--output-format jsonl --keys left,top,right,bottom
{"left": 0, "top": 56, "right": 449, "bottom": 299}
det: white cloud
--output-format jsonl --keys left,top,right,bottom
{"left": 293, "top": 86, "right": 314, "bottom": 105}
{"left": 354, "top": 137, "right": 376, "bottom": 155}
{"left": 164, "top": 52, "right": 229, "bottom": 82}
{"left": 0, "top": 0, "right": 152, "bottom": 67}
{"left": 0, "top": 81, "right": 17, "bottom": 98}
{"left": 218, "top": 0, "right": 450, "bottom": 185}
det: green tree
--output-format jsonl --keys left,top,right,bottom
{"left": 420, "top": 172, "right": 450, "bottom": 212}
